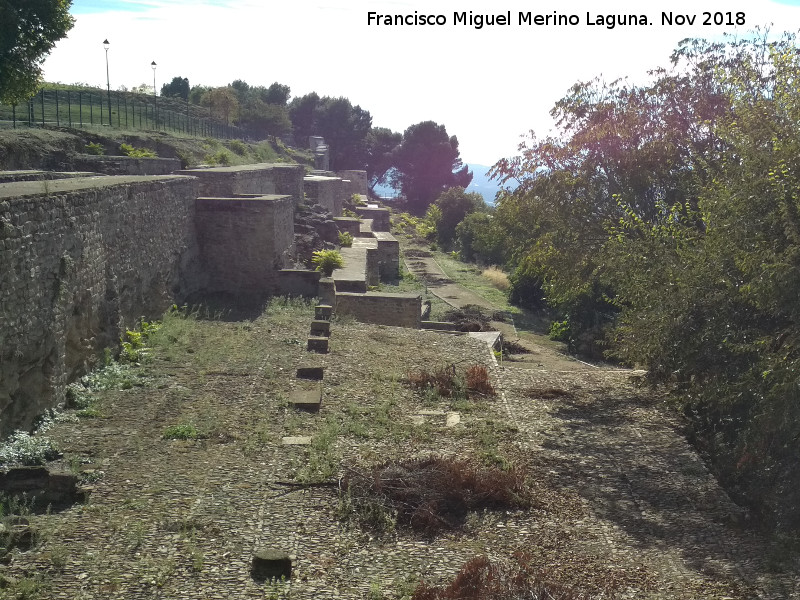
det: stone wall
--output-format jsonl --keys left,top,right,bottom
{"left": 195, "top": 195, "right": 295, "bottom": 298}
{"left": 0, "top": 175, "right": 201, "bottom": 435}
{"left": 355, "top": 206, "right": 391, "bottom": 231}
{"left": 336, "top": 170, "right": 368, "bottom": 196}
{"left": 333, "top": 217, "right": 360, "bottom": 237}
{"left": 179, "top": 164, "right": 304, "bottom": 204}
{"left": 335, "top": 292, "right": 421, "bottom": 328}
{"left": 276, "top": 269, "right": 320, "bottom": 298}
{"left": 373, "top": 232, "right": 400, "bottom": 280}
{"left": 303, "top": 176, "right": 344, "bottom": 216}
{"left": 72, "top": 155, "right": 182, "bottom": 176}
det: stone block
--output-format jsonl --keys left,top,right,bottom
{"left": 281, "top": 436, "right": 312, "bottom": 445}
{"left": 296, "top": 364, "right": 324, "bottom": 380}
{"left": 307, "top": 336, "right": 329, "bottom": 353}
{"left": 288, "top": 383, "right": 323, "bottom": 411}
{"left": 309, "top": 320, "right": 330, "bottom": 337}
{"left": 251, "top": 548, "right": 292, "bottom": 581}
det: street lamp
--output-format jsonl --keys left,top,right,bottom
{"left": 151, "top": 61, "right": 157, "bottom": 130}
{"left": 103, "top": 39, "right": 111, "bottom": 126}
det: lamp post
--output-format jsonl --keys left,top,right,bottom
{"left": 103, "top": 39, "right": 111, "bottom": 126}
{"left": 151, "top": 61, "right": 157, "bottom": 130}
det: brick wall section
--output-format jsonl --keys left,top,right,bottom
{"left": 335, "top": 292, "right": 421, "bottom": 328}
{"left": 355, "top": 206, "right": 390, "bottom": 231}
{"left": 195, "top": 195, "right": 295, "bottom": 297}
{"left": 0, "top": 175, "right": 201, "bottom": 435}
{"left": 179, "top": 164, "right": 304, "bottom": 204}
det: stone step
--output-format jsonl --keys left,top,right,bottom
{"left": 307, "top": 336, "right": 329, "bottom": 353}
{"left": 296, "top": 364, "right": 324, "bottom": 380}
{"left": 251, "top": 548, "right": 292, "bottom": 581}
{"left": 309, "top": 320, "right": 330, "bottom": 337}
{"left": 288, "top": 383, "right": 323, "bottom": 411}
{"left": 315, "top": 304, "right": 333, "bottom": 320}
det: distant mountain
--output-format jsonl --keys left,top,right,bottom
{"left": 370, "top": 163, "right": 513, "bottom": 205}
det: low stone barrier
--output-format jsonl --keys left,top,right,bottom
{"left": 335, "top": 292, "right": 422, "bottom": 328}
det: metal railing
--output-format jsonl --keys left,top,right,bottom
{"left": 0, "top": 88, "right": 244, "bottom": 140}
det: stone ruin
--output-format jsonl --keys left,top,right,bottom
{"left": 0, "top": 138, "right": 421, "bottom": 435}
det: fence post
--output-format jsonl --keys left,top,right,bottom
{"left": 67, "top": 91, "right": 72, "bottom": 127}
{"left": 55, "top": 90, "right": 60, "bottom": 126}
{"left": 12, "top": 103, "right": 16, "bottom": 129}
{"left": 40, "top": 90, "right": 45, "bottom": 126}
{"left": 117, "top": 95, "right": 120, "bottom": 127}
{"left": 89, "top": 94, "right": 93, "bottom": 125}
{"left": 79, "top": 92, "right": 83, "bottom": 127}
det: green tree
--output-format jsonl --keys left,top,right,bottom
{"left": 365, "top": 127, "right": 401, "bottom": 191}
{"left": 0, "top": 0, "right": 74, "bottom": 103}
{"left": 161, "top": 76, "right": 189, "bottom": 100}
{"left": 201, "top": 86, "right": 239, "bottom": 125}
{"left": 288, "top": 92, "right": 320, "bottom": 143}
{"left": 391, "top": 121, "right": 472, "bottom": 214}
{"left": 429, "top": 187, "right": 486, "bottom": 248}
{"left": 313, "top": 96, "right": 372, "bottom": 169}
{"left": 238, "top": 98, "right": 291, "bottom": 138}
{"left": 262, "top": 82, "right": 290, "bottom": 105}
{"left": 455, "top": 211, "right": 506, "bottom": 265}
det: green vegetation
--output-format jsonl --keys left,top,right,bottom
{"left": 311, "top": 249, "right": 344, "bottom": 276}
{"left": 84, "top": 142, "right": 104, "bottom": 155}
{"left": 0, "top": 0, "right": 74, "bottom": 103}
{"left": 163, "top": 424, "right": 199, "bottom": 440}
{"left": 119, "top": 143, "right": 157, "bottom": 159}
{"left": 338, "top": 231, "right": 354, "bottom": 247}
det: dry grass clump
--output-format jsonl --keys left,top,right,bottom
{"left": 412, "top": 554, "right": 590, "bottom": 600}
{"left": 465, "top": 364, "right": 495, "bottom": 396}
{"left": 407, "top": 364, "right": 495, "bottom": 398}
{"left": 341, "top": 456, "right": 530, "bottom": 536}
{"left": 407, "top": 364, "right": 461, "bottom": 397}
{"left": 482, "top": 266, "right": 510, "bottom": 291}
{"left": 523, "top": 387, "right": 573, "bottom": 400}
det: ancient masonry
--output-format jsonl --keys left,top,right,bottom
{"left": 0, "top": 154, "right": 420, "bottom": 435}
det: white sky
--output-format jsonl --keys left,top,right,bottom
{"left": 42, "top": 0, "right": 800, "bottom": 165}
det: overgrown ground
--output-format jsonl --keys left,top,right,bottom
{"left": 0, "top": 127, "right": 313, "bottom": 171}
{"left": 1, "top": 295, "right": 797, "bottom": 599}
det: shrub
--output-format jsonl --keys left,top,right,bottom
{"left": 227, "top": 139, "right": 248, "bottom": 156}
{"left": 163, "top": 424, "right": 199, "bottom": 440}
{"left": 340, "top": 456, "right": 530, "bottom": 536}
{"left": 0, "top": 432, "right": 60, "bottom": 466}
{"left": 84, "top": 142, "right": 104, "bottom": 155}
{"left": 338, "top": 231, "right": 354, "bottom": 247}
{"left": 119, "top": 143, "right": 157, "bottom": 158}
{"left": 311, "top": 249, "right": 344, "bottom": 276}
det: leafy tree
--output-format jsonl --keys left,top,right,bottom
{"left": 238, "top": 97, "right": 291, "bottom": 138}
{"left": 201, "top": 87, "right": 239, "bottom": 125}
{"left": 189, "top": 84, "right": 210, "bottom": 105}
{"left": 0, "top": 0, "right": 74, "bottom": 103}
{"left": 313, "top": 96, "right": 372, "bottom": 169}
{"left": 288, "top": 92, "right": 320, "bottom": 143}
{"left": 262, "top": 82, "right": 290, "bottom": 106}
{"left": 391, "top": 121, "right": 472, "bottom": 214}
{"left": 365, "top": 127, "right": 401, "bottom": 191}
{"left": 161, "top": 76, "right": 189, "bottom": 100}
{"left": 429, "top": 187, "right": 486, "bottom": 248}
{"left": 455, "top": 211, "right": 506, "bottom": 265}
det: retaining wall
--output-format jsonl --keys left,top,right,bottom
{"left": 0, "top": 175, "right": 201, "bottom": 435}
{"left": 304, "top": 175, "right": 344, "bottom": 216}
{"left": 335, "top": 292, "right": 421, "bottom": 328}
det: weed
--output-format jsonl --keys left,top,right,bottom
{"left": 0, "top": 431, "right": 60, "bottom": 466}
{"left": 311, "top": 249, "right": 345, "bottom": 276}
{"left": 227, "top": 139, "right": 248, "bottom": 156}
{"left": 338, "top": 231, "right": 354, "bottom": 247}
{"left": 119, "top": 143, "right": 157, "bottom": 158}
{"left": 49, "top": 543, "right": 69, "bottom": 570}
{"left": 465, "top": 365, "right": 495, "bottom": 396}
{"left": 84, "top": 142, "right": 105, "bottom": 155}
{"left": 163, "top": 424, "right": 199, "bottom": 440}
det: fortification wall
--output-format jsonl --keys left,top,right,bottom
{"left": 0, "top": 175, "right": 201, "bottom": 435}
{"left": 336, "top": 170, "right": 368, "bottom": 197}
{"left": 304, "top": 176, "right": 344, "bottom": 216}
